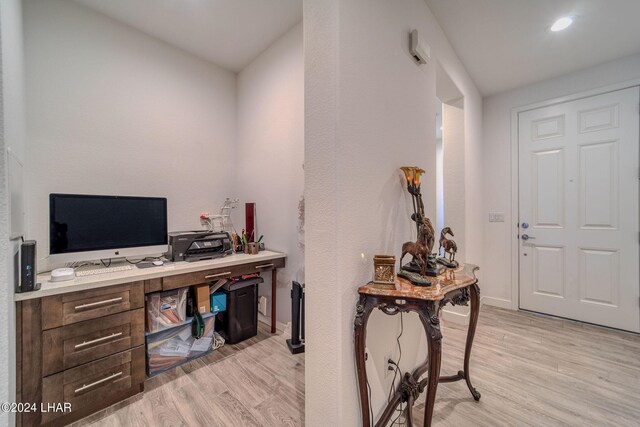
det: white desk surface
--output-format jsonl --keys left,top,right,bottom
{"left": 16, "top": 250, "right": 286, "bottom": 302}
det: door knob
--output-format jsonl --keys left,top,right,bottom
{"left": 521, "top": 222, "right": 529, "bottom": 229}
{"left": 521, "top": 234, "right": 535, "bottom": 241}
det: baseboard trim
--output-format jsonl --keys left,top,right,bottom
{"left": 481, "top": 296, "right": 512, "bottom": 310}
{"left": 258, "top": 313, "right": 289, "bottom": 334}
{"left": 442, "top": 308, "right": 470, "bottom": 326}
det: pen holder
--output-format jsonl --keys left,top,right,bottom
{"left": 243, "top": 244, "right": 250, "bottom": 254}
{"left": 248, "top": 242, "right": 259, "bottom": 255}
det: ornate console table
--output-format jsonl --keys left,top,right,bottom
{"left": 354, "top": 263, "right": 481, "bottom": 427}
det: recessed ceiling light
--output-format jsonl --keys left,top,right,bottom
{"left": 550, "top": 16, "right": 573, "bottom": 32}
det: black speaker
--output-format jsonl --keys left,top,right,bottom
{"left": 18, "top": 240, "right": 39, "bottom": 293}
{"left": 286, "top": 281, "right": 305, "bottom": 354}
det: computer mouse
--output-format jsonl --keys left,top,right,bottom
{"left": 152, "top": 260, "right": 164, "bottom": 266}
{"left": 51, "top": 267, "right": 76, "bottom": 282}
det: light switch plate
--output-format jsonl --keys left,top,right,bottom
{"left": 489, "top": 212, "right": 505, "bottom": 222}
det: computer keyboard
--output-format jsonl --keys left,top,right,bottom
{"left": 75, "top": 265, "right": 134, "bottom": 277}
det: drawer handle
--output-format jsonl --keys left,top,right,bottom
{"left": 205, "top": 271, "right": 231, "bottom": 279}
{"left": 74, "top": 332, "right": 123, "bottom": 349}
{"left": 74, "top": 297, "right": 123, "bottom": 311}
{"left": 255, "top": 263, "right": 274, "bottom": 269}
{"left": 74, "top": 371, "right": 123, "bottom": 394}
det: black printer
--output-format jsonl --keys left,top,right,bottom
{"left": 166, "top": 231, "right": 233, "bottom": 262}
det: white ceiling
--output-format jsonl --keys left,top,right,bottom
{"left": 74, "top": 0, "right": 302, "bottom": 72}
{"left": 425, "top": 0, "right": 640, "bottom": 96}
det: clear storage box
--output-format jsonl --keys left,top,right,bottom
{"left": 146, "top": 314, "right": 215, "bottom": 376}
{"left": 146, "top": 288, "right": 187, "bottom": 333}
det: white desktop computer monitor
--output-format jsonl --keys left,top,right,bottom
{"left": 49, "top": 193, "right": 168, "bottom": 264}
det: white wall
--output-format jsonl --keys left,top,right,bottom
{"left": 237, "top": 23, "right": 304, "bottom": 325}
{"left": 304, "top": 0, "right": 483, "bottom": 424}
{"left": 0, "top": 0, "right": 26, "bottom": 425}
{"left": 482, "top": 52, "right": 640, "bottom": 308}
{"left": 24, "top": 0, "right": 237, "bottom": 270}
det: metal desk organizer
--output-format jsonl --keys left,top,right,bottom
{"left": 354, "top": 263, "right": 481, "bottom": 427}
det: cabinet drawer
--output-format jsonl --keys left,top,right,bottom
{"left": 162, "top": 257, "right": 285, "bottom": 291}
{"left": 42, "top": 309, "right": 144, "bottom": 377}
{"left": 41, "top": 346, "right": 145, "bottom": 425}
{"left": 144, "top": 278, "right": 163, "bottom": 293}
{"left": 42, "top": 282, "right": 144, "bottom": 330}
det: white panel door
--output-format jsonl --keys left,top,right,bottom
{"left": 519, "top": 87, "right": 640, "bottom": 332}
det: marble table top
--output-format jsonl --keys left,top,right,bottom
{"left": 358, "top": 263, "right": 479, "bottom": 301}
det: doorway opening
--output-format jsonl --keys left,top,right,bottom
{"left": 435, "top": 61, "right": 465, "bottom": 259}
{"left": 435, "top": 61, "right": 467, "bottom": 322}
{"left": 436, "top": 100, "right": 444, "bottom": 234}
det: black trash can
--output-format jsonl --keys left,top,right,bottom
{"left": 222, "top": 276, "right": 263, "bottom": 344}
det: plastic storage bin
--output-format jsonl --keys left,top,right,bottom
{"left": 222, "top": 277, "right": 263, "bottom": 344}
{"left": 146, "top": 288, "right": 187, "bottom": 333}
{"left": 210, "top": 292, "right": 227, "bottom": 314}
{"left": 146, "top": 314, "right": 215, "bottom": 376}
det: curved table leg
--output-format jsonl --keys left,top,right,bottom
{"left": 354, "top": 295, "right": 375, "bottom": 426}
{"left": 420, "top": 305, "right": 442, "bottom": 427}
{"left": 463, "top": 283, "right": 481, "bottom": 401}
{"left": 405, "top": 394, "right": 414, "bottom": 427}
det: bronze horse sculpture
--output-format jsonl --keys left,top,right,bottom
{"left": 439, "top": 227, "right": 457, "bottom": 262}
{"left": 400, "top": 220, "right": 434, "bottom": 277}
{"left": 400, "top": 240, "right": 429, "bottom": 277}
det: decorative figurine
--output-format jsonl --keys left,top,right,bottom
{"left": 400, "top": 240, "right": 429, "bottom": 277}
{"left": 373, "top": 255, "right": 396, "bottom": 285}
{"left": 200, "top": 198, "right": 239, "bottom": 235}
{"left": 397, "top": 167, "right": 444, "bottom": 286}
{"left": 437, "top": 226, "right": 459, "bottom": 268}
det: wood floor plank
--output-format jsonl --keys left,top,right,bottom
{"left": 164, "top": 379, "right": 227, "bottom": 426}
{"left": 181, "top": 359, "right": 230, "bottom": 397}
{"left": 206, "top": 391, "right": 263, "bottom": 427}
{"left": 145, "top": 384, "right": 190, "bottom": 426}
{"left": 250, "top": 394, "right": 303, "bottom": 427}
{"left": 210, "top": 356, "right": 274, "bottom": 406}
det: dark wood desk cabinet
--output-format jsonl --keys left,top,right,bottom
{"left": 16, "top": 256, "right": 285, "bottom": 426}
{"left": 17, "top": 281, "right": 146, "bottom": 427}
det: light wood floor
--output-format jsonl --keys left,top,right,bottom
{"left": 74, "top": 306, "right": 640, "bottom": 427}
{"left": 72, "top": 322, "right": 304, "bottom": 427}
{"left": 412, "top": 306, "right": 640, "bottom": 426}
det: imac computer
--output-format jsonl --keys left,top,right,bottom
{"left": 49, "top": 193, "right": 168, "bottom": 264}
